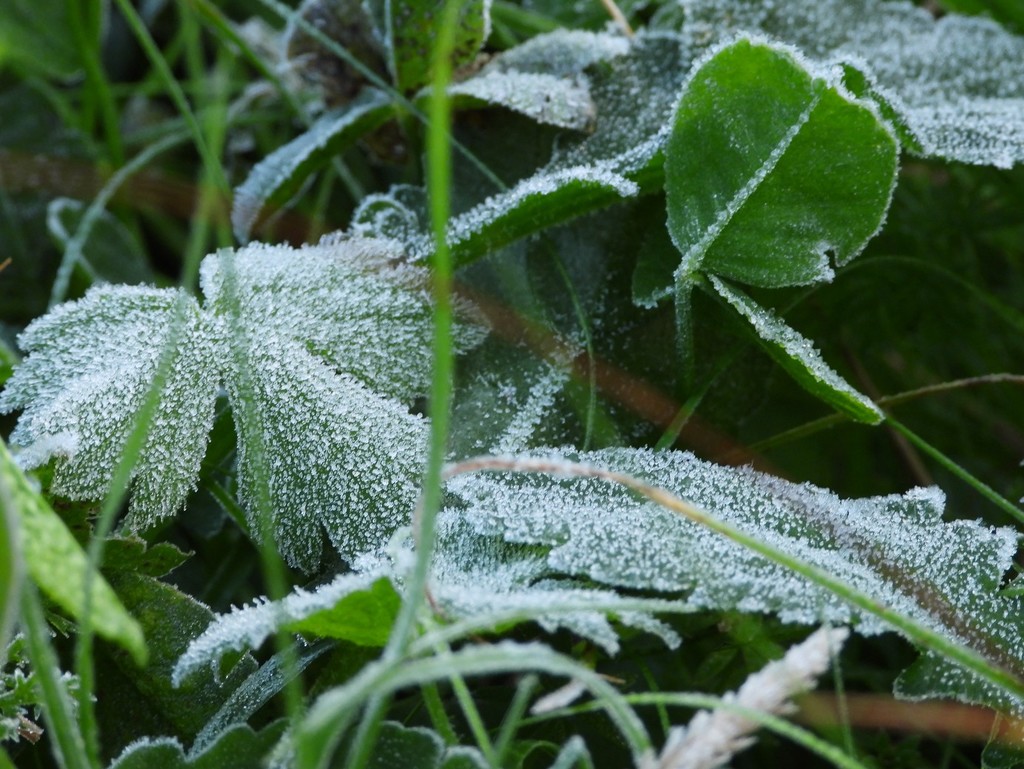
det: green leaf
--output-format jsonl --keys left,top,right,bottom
{"left": 0, "top": 0, "right": 80, "bottom": 79}
{"left": 192, "top": 642, "right": 333, "bottom": 754}
{"left": 101, "top": 537, "right": 190, "bottom": 578}
{"left": 231, "top": 89, "right": 393, "bottom": 243}
{"left": 380, "top": 0, "right": 490, "bottom": 93}
{"left": 367, "top": 722, "right": 444, "bottom": 769}
{"left": 709, "top": 276, "right": 881, "bottom": 423}
{"left": 678, "top": 0, "right": 1024, "bottom": 168}
{"left": 103, "top": 572, "right": 257, "bottom": 739}
{"left": 285, "top": 576, "right": 400, "bottom": 644}
{"left": 352, "top": 722, "right": 489, "bottom": 769}
{"left": 105, "top": 722, "right": 285, "bottom": 769}
{"left": 446, "top": 30, "right": 631, "bottom": 131}
{"left": 665, "top": 38, "right": 898, "bottom": 289}
{"left": 1, "top": 238, "right": 486, "bottom": 572}
{"left": 0, "top": 439, "right": 147, "bottom": 664}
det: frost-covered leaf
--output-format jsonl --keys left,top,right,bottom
{"left": 549, "top": 32, "right": 688, "bottom": 175}
{"left": 203, "top": 239, "right": 474, "bottom": 568}
{"left": 679, "top": 0, "right": 1024, "bottom": 168}
{"left": 665, "top": 38, "right": 897, "bottom": 289}
{"left": 0, "top": 287, "right": 218, "bottom": 527}
{"left": 448, "top": 447, "right": 1024, "bottom": 709}
{"left": 449, "top": 72, "right": 593, "bottom": 131}
{"left": 231, "top": 89, "right": 393, "bottom": 243}
{"left": 709, "top": 276, "right": 882, "bottom": 424}
{"left": 447, "top": 167, "right": 640, "bottom": 265}
{"left": 286, "top": 577, "right": 400, "bottom": 643}
{"left": 0, "top": 439, "right": 147, "bottom": 664}
{"left": 106, "top": 722, "right": 285, "bottom": 769}
{"left": 1, "top": 237, "right": 484, "bottom": 571}
{"left": 446, "top": 30, "right": 631, "bottom": 131}
{"left": 172, "top": 572, "right": 383, "bottom": 685}
{"left": 192, "top": 642, "right": 332, "bottom": 754}
{"left": 175, "top": 512, "right": 681, "bottom": 682}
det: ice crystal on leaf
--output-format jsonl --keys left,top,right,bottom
{"left": 447, "top": 448, "right": 1024, "bottom": 709}
{"left": 678, "top": 0, "right": 1024, "bottom": 168}
{"left": 174, "top": 510, "right": 682, "bottom": 683}
{"left": 0, "top": 287, "right": 218, "bottom": 525}
{"left": 0, "top": 237, "right": 485, "bottom": 571}
{"left": 445, "top": 29, "right": 631, "bottom": 132}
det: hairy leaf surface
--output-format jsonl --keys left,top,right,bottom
{"left": 174, "top": 511, "right": 681, "bottom": 683}
{"left": 1, "top": 237, "right": 484, "bottom": 570}
{"left": 678, "top": 0, "right": 1024, "bottom": 167}
{"left": 447, "top": 448, "right": 1024, "bottom": 709}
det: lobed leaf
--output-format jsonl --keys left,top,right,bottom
{"left": 447, "top": 447, "right": 1024, "bottom": 709}
{"left": 174, "top": 511, "right": 681, "bottom": 683}
{"left": 106, "top": 722, "right": 285, "bottom": 769}
{"left": 1, "top": 237, "right": 485, "bottom": 571}
{"left": 0, "top": 287, "right": 219, "bottom": 529}
{"left": 665, "top": 38, "right": 898, "bottom": 290}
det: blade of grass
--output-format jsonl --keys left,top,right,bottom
{"left": 20, "top": 581, "right": 92, "bottom": 769}
{"left": 338, "top": 3, "right": 462, "bottom": 765}
{"left": 297, "top": 642, "right": 653, "bottom": 769}
{"left": 67, "top": 0, "right": 123, "bottom": 164}
{"left": 494, "top": 674, "right": 540, "bottom": 764}
{"left": 217, "top": 251, "right": 306, "bottom": 735}
{"left": 751, "top": 374, "right": 1024, "bottom": 455}
{"left": 421, "top": 683, "right": 459, "bottom": 746}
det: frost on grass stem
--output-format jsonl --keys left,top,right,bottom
{"left": 652, "top": 626, "right": 849, "bottom": 769}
